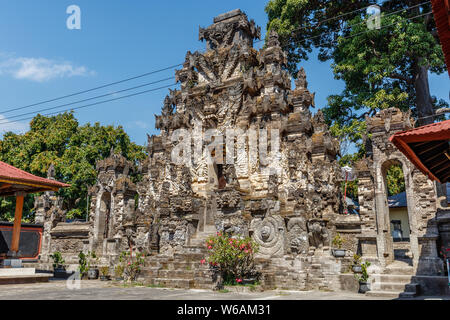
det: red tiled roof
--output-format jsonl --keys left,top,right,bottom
{"left": 0, "top": 161, "right": 70, "bottom": 191}
{"left": 390, "top": 119, "right": 450, "bottom": 142}
{"left": 431, "top": 0, "right": 450, "bottom": 77}
{"left": 390, "top": 120, "right": 450, "bottom": 182}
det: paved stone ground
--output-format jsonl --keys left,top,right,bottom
{"left": 0, "top": 279, "right": 448, "bottom": 300}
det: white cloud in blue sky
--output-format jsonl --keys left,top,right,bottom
{"left": 0, "top": 56, "right": 94, "bottom": 82}
{"left": 0, "top": 114, "right": 28, "bottom": 135}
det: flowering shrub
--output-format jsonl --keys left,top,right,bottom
{"left": 202, "top": 232, "right": 259, "bottom": 285}
{"left": 119, "top": 251, "right": 146, "bottom": 282}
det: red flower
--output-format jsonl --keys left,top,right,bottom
{"left": 236, "top": 278, "right": 242, "bottom": 283}
{"left": 200, "top": 259, "right": 206, "bottom": 264}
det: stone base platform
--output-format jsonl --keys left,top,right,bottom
{"left": 0, "top": 268, "right": 51, "bottom": 285}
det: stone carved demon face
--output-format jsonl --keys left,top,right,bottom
{"left": 260, "top": 225, "right": 271, "bottom": 240}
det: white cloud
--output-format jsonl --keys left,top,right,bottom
{"left": 0, "top": 56, "right": 94, "bottom": 82}
{"left": 134, "top": 120, "right": 149, "bottom": 129}
{"left": 0, "top": 114, "right": 29, "bottom": 136}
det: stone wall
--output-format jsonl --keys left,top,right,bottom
{"left": 36, "top": 9, "right": 448, "bottom": 293}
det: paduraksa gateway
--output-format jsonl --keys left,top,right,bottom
{"left": 31, "top": 9, "right": 449, "bottom": 296}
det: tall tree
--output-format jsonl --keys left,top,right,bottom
{"left": 266, "top": 0, "right": 447, "bottom": 148}
{"left": 0, "top": 112, "right": 146, "bottom": 221}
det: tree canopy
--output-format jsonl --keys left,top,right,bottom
{"left": 266, "top": 0, "right": 447, "bottom": 144}
{"left": 266, "top": 0, "right": 447, "bottom": 199}
{"left": 0, "top": 112, "right": 146, "bottom": 221}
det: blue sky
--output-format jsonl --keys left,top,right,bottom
{"left": 0, "top": 1, "right": 448, "bottom": 148}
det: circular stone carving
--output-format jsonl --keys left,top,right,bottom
{"left": 251, "top": 215, "right": 285, "bottom": 257}
{"left": 260, "top": 226, "right": 271, "bottom": 240}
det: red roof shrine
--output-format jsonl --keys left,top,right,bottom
{"left": 390, "top": 119, "right": 450, "bottom": 183}
{"left": 0, "top": 161, "right": 69, "bottom": 196}
{"left": 431, "top": 0, "right": 450, "bottom": 77}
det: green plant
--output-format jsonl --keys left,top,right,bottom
{"left": 114, "top": 264, "right": 124, "bottom": 278}
{"left": 78, "top": 251, "right": 88, "bottom": 275}
{"left": 332, "top": 233, "right": 344, "bottom": 249}
{"left": 120, "top": 251, "right": 145, "bottom": 282}
{"left": 352, "top": 254, "right": 362, "bottom": 266}
{"left": 100, "top": 266, "right": 109, "bottom": 276}
{"left": 87, "top": 251, "right": 99, "bottom": 269}
{"left": 354, "top": 261, "right": 371, "bottom": 283}
{"left": 203, "top": 232, "right": 259, "bottom": 286}
{"left": 49, "top": 251, "right": 65, "bottom": 269}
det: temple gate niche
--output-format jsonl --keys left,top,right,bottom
{"left": 35, "top": 10, "right": 448, "bottom": 294}
{"left": 128, "top": 8, "right": 346, "bottom": 289}
{"left": 356, "top": 108, "right": 444, "bottom": 275}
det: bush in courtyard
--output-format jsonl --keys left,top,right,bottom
{"left": 354, "top": 261, "right": 371, "bottom": 283}
{"left": 202, "top": 232, "right": 259, "bottom": 285}
{"left": 78, "top": 251, "right": 88, "bottom": 275}
{"left": 50, "top": 251, "right": 65, "bottom": 269}
{"left": 120, "top": 251, "right": 146, "bottom": 282}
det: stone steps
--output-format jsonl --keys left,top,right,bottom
{"left": 366, "top": 261, "right": 418, "bottom": 298}
{"left": 373, "top": 274, "right": 413, "bottom": 283}
{"left": 365, "top": 290, "right": 402, "bottom": 298}
{"left": 374, "top": 282, "right": 419, "bottom": 292}
{"left": 150, "top": 278, "right": 195, "bottom": 289}
{"left": 141, "top": 244, "right": 215, "bottom": 289}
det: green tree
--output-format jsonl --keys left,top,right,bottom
{"left": 0, "top": 112, "right": 146, "bottom": 221}
{"left": 266, "top": 0, "right": 447, "bottom": 197}
{"left": 266, "top": 0, "right": 447, "bottom": 132}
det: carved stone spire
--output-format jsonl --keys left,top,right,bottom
{"left": 266, "top": 29, "right": 280, "bottom": 48}
{"left": 295, "top": 67, "right": 308, "bottom": 89}
{"left": 199, "top": 9, "right": 261, "bottom": 50}
{"left": 47, "top": 163, "right": 55, "bottom": 180}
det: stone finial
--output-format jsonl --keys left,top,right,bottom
{"left": 110, "top": 147, "right": 115, "bottom": 157}
{"left": 266, "top": 29, "right": 280, "bottom": 47}
{"left": 199, "top": 9, "right": 261, "bottom": 50}
{"left": 47, "top": 163, "right": 55, "bottom": 179}
{"left": 295, "top": 67, "right": 308, "bottom": 89}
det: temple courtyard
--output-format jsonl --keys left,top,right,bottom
{"left": 0, "top": 280, "right": 447, "bottom": 300}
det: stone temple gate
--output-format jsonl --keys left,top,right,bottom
{"left": 34, "top": 10, "right": 449, "bottom": 295}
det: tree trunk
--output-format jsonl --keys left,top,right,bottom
{"left": 413, "top": 58, "right": 434, "bottom": 126}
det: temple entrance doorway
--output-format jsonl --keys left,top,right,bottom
{"left": 383, "top": 161, "right": 413, "bottom": 265}
{"left": 96, "top": 192, "right": 111, "bottom": 250}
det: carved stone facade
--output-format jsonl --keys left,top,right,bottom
{"left": 355, "top": 108, "right": 444, "bottom": 275}
{"left": 36, "top": 10, "right": 448, "bottom": 294}
{"left": 35, "top": 164, "right": 90, "bottom": 267}
{"left": 85, "top": 9, "right": 346, "bottom": 288}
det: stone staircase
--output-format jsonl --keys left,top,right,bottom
{"left": 140, "top": 245, "right": 217, "bottom": 289}
{"left": 188, "top": 229, "right": 216, "bottom": 247}
{"left": 366, "top": 261, "right": 419, "bottom": 298}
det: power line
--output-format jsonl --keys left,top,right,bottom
{"left": 0, "top": 4, "right": 434, "bottom": 125}
{"left": 287, "top": 1, "right": 429, "bottom": 38}
{"left": 2, "top": 2, "right": 417, "bottom": 116}
{"left": 0, "top": 83, "right": 177, "bottom": 126}
{"left": 3, "top": 76, "right": 175, "bottom": 121}
{"left": 254, "top": 3, "right": 373, "bottom": 46}
{"left": 0, "top": 63, "right": 182, "bottom": 114}
{"left": 257, "top": 2, "right": 431, "bottom": 49}
{"left": 317, "top": 11, "right": 432, "bottom": 47}
{"left": 1, "top": 11, "right": 431, "bottom": 126}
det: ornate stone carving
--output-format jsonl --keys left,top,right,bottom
{"left": 307, "top": 220, "right": 329, "bottom": 249}
{"left": 250, "top": 215, "right": 285, "bottom": 257}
